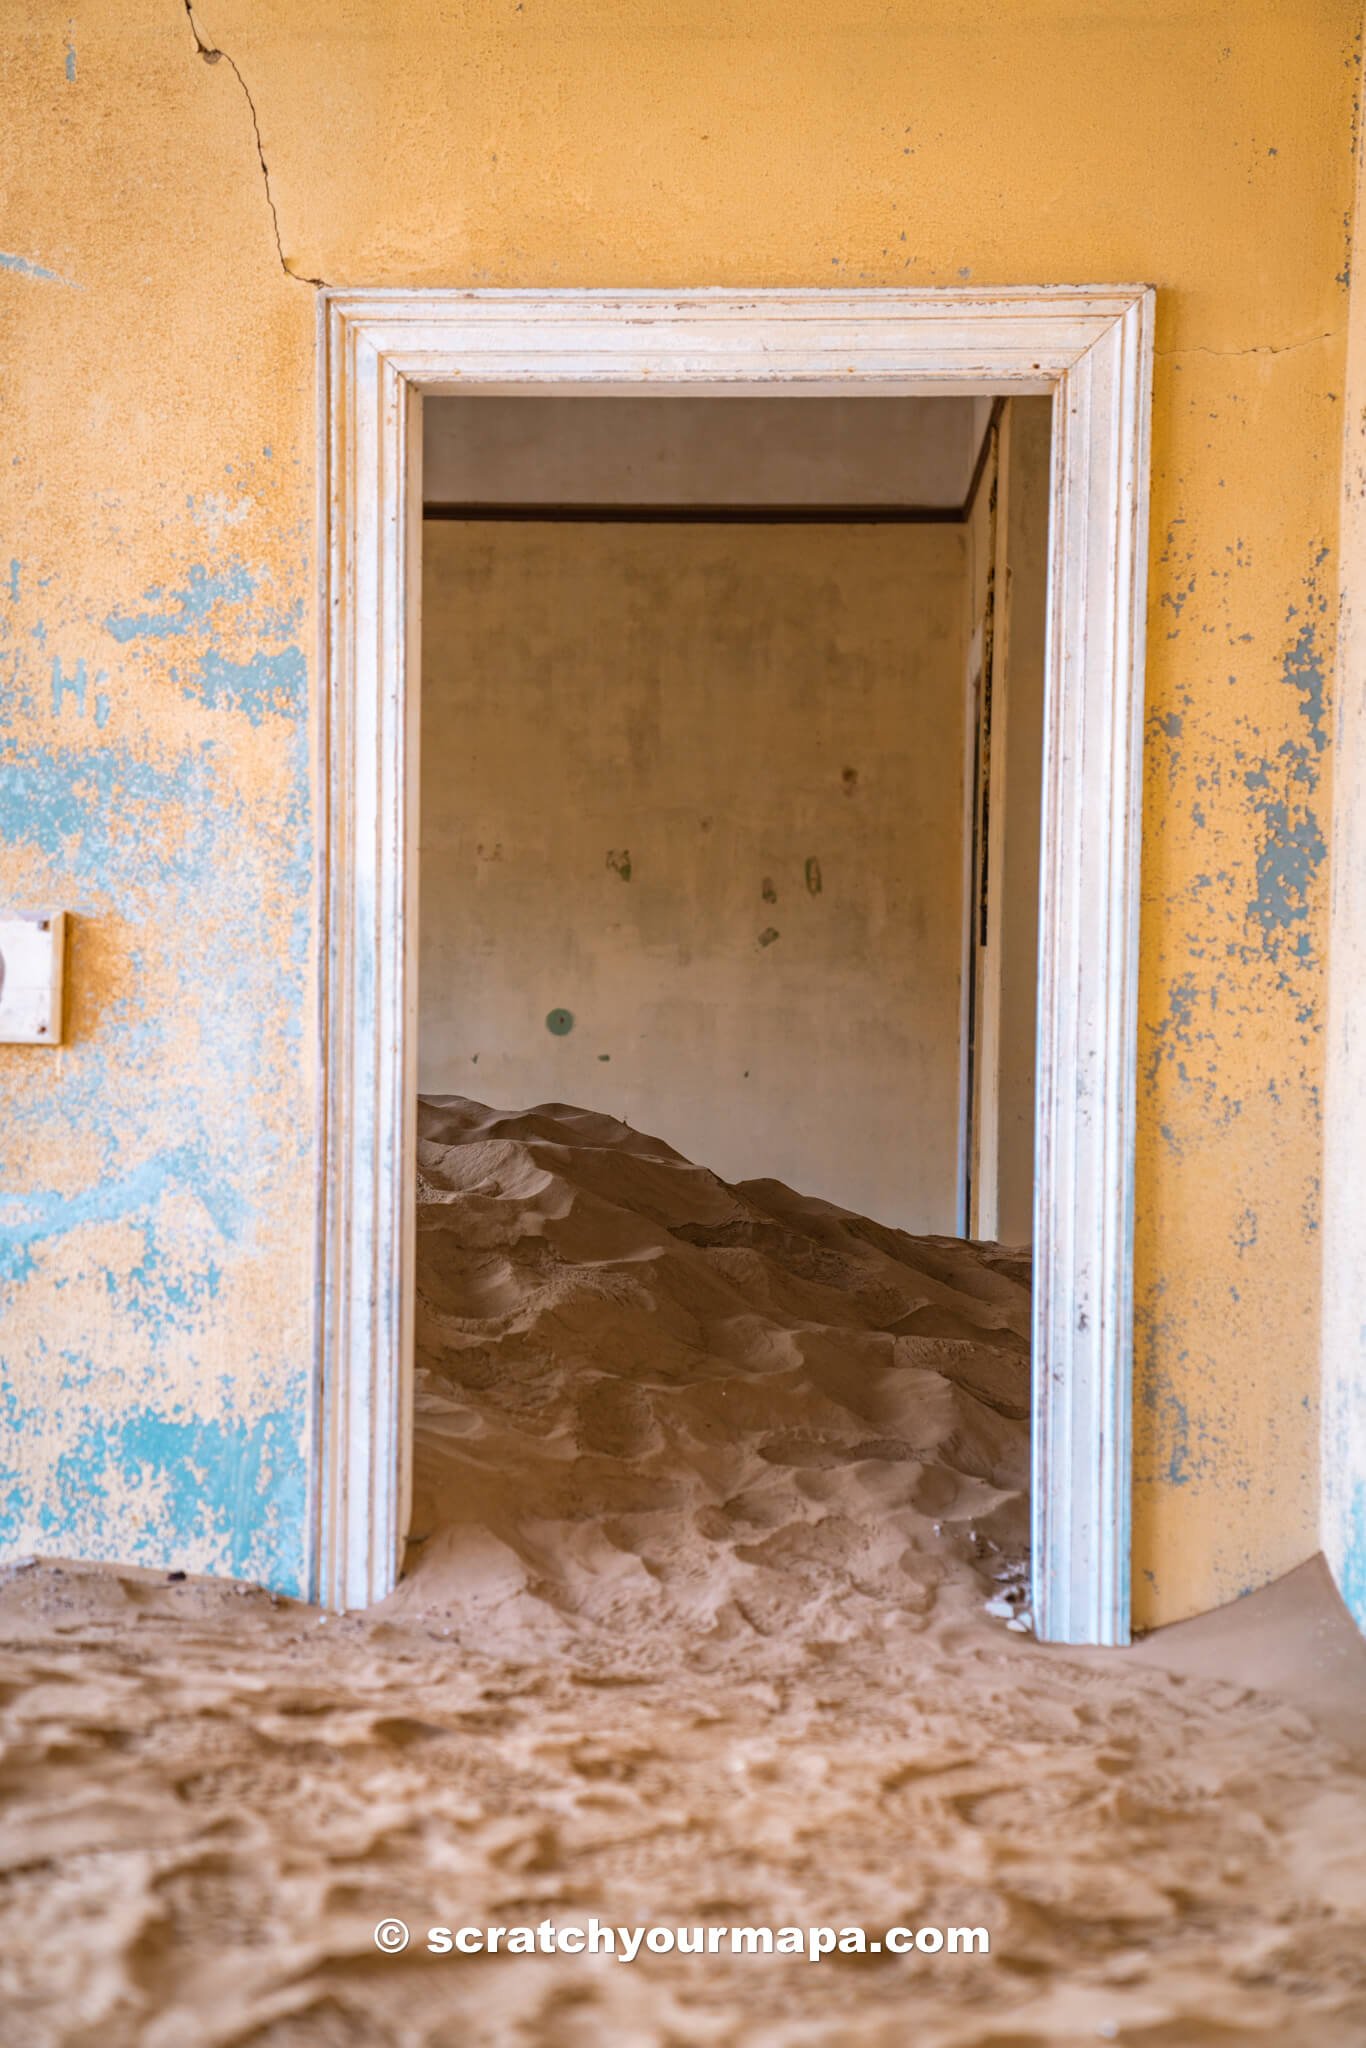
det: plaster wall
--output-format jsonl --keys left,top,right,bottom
{"left": 1, "top": 0, "right": 1355, "bottom": 1624}
{"left": 994, "top": 399, "right": 1051, "bottom": 1246}
{"left": 962, "top": 409, "right": 997, "bottom": 1237}
{"left": 418, "top": 519, "right": 967, "bottom": 1231}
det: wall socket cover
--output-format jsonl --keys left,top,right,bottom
{"left": 0, "top": 913, "right": 66, "bottom": 1045}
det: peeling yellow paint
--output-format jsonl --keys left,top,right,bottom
{"left": 0, "top": 0, "right": 1357, "bottom": 1622}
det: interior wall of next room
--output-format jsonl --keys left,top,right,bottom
{"left": 422, "top": 394, "right": 994, "bottom": 509}
{"left": 993, "top": 398, "right": 1051, "bottom": 1246}
{"left": 418, "top": 518, "right": 968, "bottom": 1231}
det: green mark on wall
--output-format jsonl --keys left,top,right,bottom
{"left": 606, "top": 848, "right": 632, "bottom": 881}
{"left": 761, "top": 877, "right": 777, "bottom": 903}
{"left": 546, "top": 1007, "right": 575, "bottom": 1035}
{"left": 805, "top": 857, "right": 823, "bottom": 896}
{"left": 757, "top": 928, "right": 780, "bottom": 948}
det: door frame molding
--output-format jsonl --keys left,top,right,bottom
{"left": 314, "top": 285, "right": 1155, "bottom": 1644}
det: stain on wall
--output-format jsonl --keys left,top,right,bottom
{"left": 1, "top": 0, "right": 1357, "bottom": 1624}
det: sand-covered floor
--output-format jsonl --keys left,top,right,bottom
{"left": 1, "top": 1098, "right": 1363, "bottom": 2046}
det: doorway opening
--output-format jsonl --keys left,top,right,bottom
{"left": 315, "top": 289, "right": 1153, "bottom": 1646}
{"left": 404, "top": 392, "right": 1053, "bottom": 1650}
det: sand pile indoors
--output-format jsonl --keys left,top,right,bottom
{"left": 399, "top": 1095, "right": 1032, "bottom": 1656}
{"left": 1, "top": 1099, "right": 1364, "bottom": 2048}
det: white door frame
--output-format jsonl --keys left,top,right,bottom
{"left": 314, "top": 286, "right": 1154, "bottom": 1645}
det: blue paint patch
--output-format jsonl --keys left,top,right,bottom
{"left": 1165, "top": 1393, "right": 1192, "bottom": 1485}
{"left": 1160, "top": 576, "right": 1196, "bottom": 625}
{"left": 0, "top": 706, "right": 312, "bottom": 1277}
{"left": 0, "top": 1380, "right": 38, "bottom": 1541}
{"left": 190, "top": 644, "right": 306, "bottom": 724}
{"left": 49, "top": 655, "right": 107, "bottom": 725}
{"left": 0, "top": 251, "right": 78, "bottom": 287}
{"left": 1241, "top": 593, "right": 1332, "bottom": 961}
{"left": 103, "top": 561, "right": 257, "bottom": 643}
{"left": 40, "top": 1405, "right": 307, "bottom": 1594}
{"left": 1134, "top": 1286, "right": 1226, "bottom": 1494}
{"left": 51, "top": 656, "right": 84, "bottom": 717}
{"left": 107, "top": 1224, "right": 224, "bottom": 1338}
{"left": 0, "top": 1465, "right": 31, "bottom": 1543}
{"left": 1282, "top": 617, "right": 1329, "bottom": 756}
{"left": 1144, "top": 970, "right": 1210, "bottom": 1087}
{"left": 0, "top": 1148, "right": 246, "bottom": 1283}
{"left": 1245, "top": 795, "right": 1326, "bottom": 938}
{"left": 3, "top": 544, "right": 317, "bottom": 1597}
{"left": 0, "top": 736, "right": 223, "bottom": 907}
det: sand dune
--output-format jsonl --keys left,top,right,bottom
{"left": 0, "top": 1100, "right": 1363, "bottom": 2046}
{"left": 398, "top": 1096, "right": 1031, "bottom": 1656}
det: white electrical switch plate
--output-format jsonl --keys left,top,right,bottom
{"left": 0, "top": 913, "right": 66, "bottom": 1045}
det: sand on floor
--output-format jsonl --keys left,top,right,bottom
{"left": 0, "top": 1096, "right": 1362, "bottom": 2047}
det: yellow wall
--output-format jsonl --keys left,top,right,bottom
{"left": 419, "top": 519, "right": 968, "bottom": 1231}
{"left": 1, "top": 0, "right": 1355, "bottom": 1622}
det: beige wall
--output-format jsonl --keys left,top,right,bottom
{"left": 994, "top": 399, "right": 1051, "bottom": 1244}
{"left": 424, "top": 394, "right": 989, "bottom": 508}
{"left": 419, "top": 518, "right": 967, "bottom": 1229}
{"left": 962, "top": 412, "right": 998, "bottom": 1236}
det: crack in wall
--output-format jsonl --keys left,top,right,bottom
{"left": 1156, "top": 331, "right": 1340, "bottom": 361}
{"left": 182, "top": 1, "right": 326, "bottom": 289}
